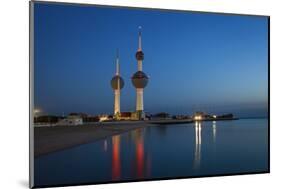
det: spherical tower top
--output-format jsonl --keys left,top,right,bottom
{"left": 111, "top": 49, "right": 124, "bottom": 90}
{"left": 136, "top": 51, "right": 144, "bottom": 60}
{"left": 131, "top": 71, "right": 149, "bottom": 88}
{"left": 111, "top": 75, "right": 124, "bottom": 90}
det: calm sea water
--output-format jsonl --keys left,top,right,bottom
{"left": 34, "top": 119, "right": 268, "bottom": 187}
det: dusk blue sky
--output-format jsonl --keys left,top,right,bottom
{"left": 34, "top": 2, "right": 268, "bottom": 117}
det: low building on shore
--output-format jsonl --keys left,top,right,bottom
{"left": 57, "top": 115, "right": 83, "bottom": 126}
{"left": 193, "top": 111, "right": 206, "bottom": 121}
{"left": 217, "top": 113, "right": 234, "bottom": 119}
{"left": 116, "top": 112, "right": 133, "bottom": 120}
{"left": 150, "top": 112, "right": 171, "bottom": 120}
{"left": 172, "top": 115, "right": 191, "bottom": 120}
{"left": 34, "top": 115, "right": 64, "bottom": 126}
{"left": 113, "top": 111, "right": 143, "bottom": 121}
{"left": 192, "top": 111, "right": 234, "bottom": 121}
{"left": 99, "top": 114, "right": 114, "bottom": 122}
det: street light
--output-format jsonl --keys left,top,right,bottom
{"left": 34, "top": 109, "right": 41, "bottom": 123}
{"left": 194, "top": 115, "right": 202, "bottom": 121}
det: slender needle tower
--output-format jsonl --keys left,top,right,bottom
{"left": 111, "top": 50, "right": 124, "bottom": 119}
{"left": 132, "top": 27, "right": 149, "bottom": 120}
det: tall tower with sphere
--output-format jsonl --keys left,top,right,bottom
{"left": 111, "top": 50, "right": 124, "bottom": 119}
{"left": 131, "top": 27, "right": 149, "bottom": 120}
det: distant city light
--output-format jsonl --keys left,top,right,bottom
{"left": 99, "top": 115, "right": 109, "bottom": 122}
{"left": 194, "top": 116, "right": 202, "bottom": 121}
{"left": 213, "top": 115, "right": 217, "bottom": 118}
{"left": 34, "top": 109, "right": 40, "bottom": 114}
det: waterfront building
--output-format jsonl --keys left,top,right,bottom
{"left": 193, "top": 111, "right": 206, "bottom": 121}
{"left": 111, "top": 50, "right": 125, "bottom": 120}
{"left": 119, "top": 112, "right": 141, "bottom": 121}
{"left": 131, "top": 27, "right": 149, "bottom": 120}
{"left": 34, "top": 115, "right": 62, "bottom": 124}
{"left": 150, "top": 112, "right": 172, "bottom": 120}
{"left": 57, "top": 115, "right": 83, "bottom": 126}
{"left": 99, "top": 114, "right": 112, "bottom": 122}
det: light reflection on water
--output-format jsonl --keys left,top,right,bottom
{"left": 111, "top": 129, "right": 150, "bottom": 180}
{"left": 112, "top": 135, "right": 121, "bottom": 180}
{"left": 213, "top": 121, "right": 217, "bottom": 142}
{"left": 194, "top": 121, "right": 202, "bottom": 170}
{"left": 35, "top": 119, "right": 268, "bottom": 187}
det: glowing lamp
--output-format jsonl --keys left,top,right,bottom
{"left": 194, "top": 116, "right": 202, "bottom": 121}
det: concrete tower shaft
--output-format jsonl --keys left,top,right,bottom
{"left": 136, "top": 88, "right": 144, "bottom": 111}
{"left": 114, "top": 89, "right": 120, "bottom": 115}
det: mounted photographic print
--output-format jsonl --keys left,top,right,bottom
{"left": 29, "top": 1, "right": 269, "bottom": 188}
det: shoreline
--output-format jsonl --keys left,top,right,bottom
{"left": 34, "top": 118, "right": 238, "bottom": 158}
{"left": 34, "top": 122, "right": 155, "bottom": 157}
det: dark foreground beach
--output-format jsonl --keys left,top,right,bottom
{"left": 34, "top": 118, "right": 237, "bottom": 157}
{"left": 34, "top": 121, "right": 154, "bottom": 157}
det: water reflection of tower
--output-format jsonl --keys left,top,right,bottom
{"left": 103, "top": 139, "right": 108, "bottom": 152}
{"left": 212, "top": 121, "right": 217, "bottom": 161}
{"left": 135, "top": 129, "right": 144, "bottom": 178}
{"left": 130, "top": 128, "right": 152, "bottom": 178}
{"left": 112, "top": 135, "right": 121, "bottom": 180}
{"left": 131, "top": 27, "right": 149, "bottom": 120}
{"left": 212, "top": 121, "right": 217, "bottom": 143}
{"left": 193, "top": 121, "right": 202, "bottom": 169}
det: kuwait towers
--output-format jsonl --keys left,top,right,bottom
{"left": 111, "top": 50, "right": 124, "bottom": 119}
{"left": 132, "top": 27, "right": 149, "bottom": 120}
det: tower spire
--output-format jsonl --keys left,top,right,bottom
{"left": 116, "top": 49, "right": 120, "bottom": 76}
{"left": 138, "top": 26, "right": 142, "bottom": 51}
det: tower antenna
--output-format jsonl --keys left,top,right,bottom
{"left": 116, "top": 48, "right": 120, "bottom": 76}
{"left": 138, "top": 26, "right": 142, "bottom": 51}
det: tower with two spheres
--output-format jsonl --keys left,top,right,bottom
{"left": 110, "top": 27, "right": 149, "bottom": 120}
